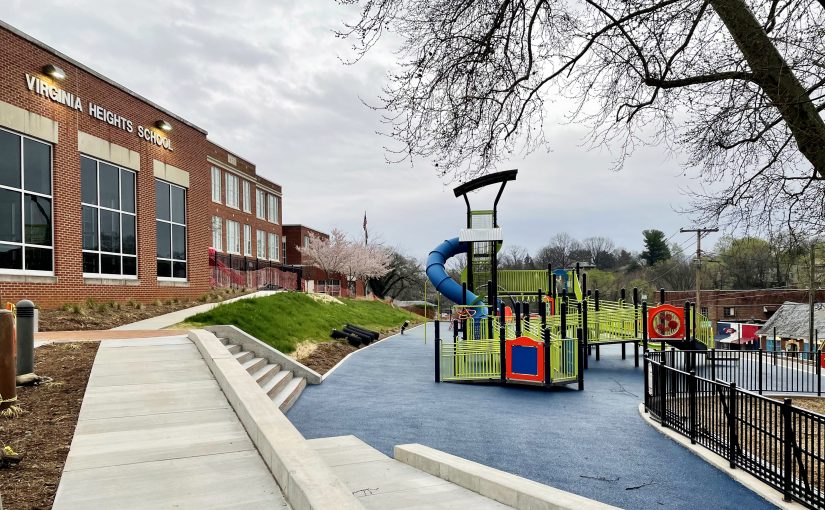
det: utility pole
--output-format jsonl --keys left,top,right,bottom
{"left": 681, "top": 227, "right": 719, "bottom": 326}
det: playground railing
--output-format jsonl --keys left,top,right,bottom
{"left": 549, "top": 337, "right": 578, "bottom": 383}
{"left": 439, "top": 338, "right": 501, "bottom": 381}
{"left": 646, "top": 352, "right": 825, "bottom": 509}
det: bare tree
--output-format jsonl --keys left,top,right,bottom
{"left": 583, "top": 236, "right": 616, "bottom": 269}
{"left": 500, "top": 245, "right": 533, "bottom": 269}
{"left": 337, "top": 0, "right": 825, "bottom": 235}
{"left": 535, "top": 233, "right": 582, "bottom": 269}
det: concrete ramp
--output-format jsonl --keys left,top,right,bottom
{"left": 307, "top": 435, "right": 511, "bottom": 509}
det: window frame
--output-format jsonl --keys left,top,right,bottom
{"left": 268, "top": 232, "right": 279, "bottom": 261}
{"left": 156, "top": 179, "right": 188, "bottom": 282}
{"left": 211, "top": 166, "right": 222, "bottom": 203}
{"left": 0, "top": 127, "right": 54, "bottom": 276}
{"left": 242, "top": 181, "right": 251, "bottom": 213}
{"left": 256, "top": 229, "right": 266, "bottom": 259}
{"left": 80, "top": 154, "right": 138, "bottom": 279}
{"left": 243, "top": 224, "right": 252, "bottom": 256}
{"left": 226, "top": 219, "right": 241, "bottom": 255}
{"left": 225, "top": 172, "right": 239, "bottom": 209}
{"left": 256, "top": 188, "right": 266, "bottom": 219}
{"left": 211, "top": 216, "right": 223, "bottom": 252}
{"left": 267, "top": 194, "right": 278, "bottom": 223}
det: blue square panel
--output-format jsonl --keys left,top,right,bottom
{"left": 511, "top": 345, "right": 538, "bottom": 375}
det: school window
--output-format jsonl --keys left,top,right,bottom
{"left": 243, "top": 224, "right": 252, "bottom": 256}
{"left": 211, "top": 167, "right": 221, "bottom": 203}
{"left": 724, "top": 307, "right": 735, "bottom": 317}
{"left": 304, "top": 235, "right": 310, "bottom": 248}
{"left": 0, "top": 128, "right": 53, "bottom": 273}
{"left": 156, "top": 180, "right": 187, "bottom": 280}
{"left": 81, "top": 155, "right": 137, "bottom": 277}
{"left": 242, "top": 181, "right": 251, "bottom": 213}
{"left": 267, "top": 194, "right": 278, "bottom": 223}
{"left": 225, "top": 172, "right": 239, "bottom": 209}
{"left": 256, "top": 229, "right": 266, "bottom": 259}
{"left": 211, "top": 216, "right": 222, "bottom": 251}
{"left": 226, "top": 219, "right": 240, "bottom": 254}
{"left": 268, "top": 232, "right": 278, "bottom": 261}
{"left": 256, "top": 188, "right": 266, "bottom": 219}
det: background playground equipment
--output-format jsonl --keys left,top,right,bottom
{"left": 425, "top": 169, "right": 715, "bottom": 387}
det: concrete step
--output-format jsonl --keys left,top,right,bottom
{"left": 234, "top": 350, "right": 254, "bottom": 364}
{"left": 251, "top": 363, "right": 280, "bottom": 386}
{"left": 261, "top": 369, "right": 292, "bottom": 398}
{"left": 225, "top": 344, "right": 241, "bottom": 355}
{"left": 272, "top": 376, "right": 306, "bottom": 413}
{"left": 217, "top": 337, "right": 230, "bottom": 345}
{"left": 241, "top": 357, "right": 267, "bottom": 375}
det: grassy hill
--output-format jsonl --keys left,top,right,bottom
{"left": 186, "top": 292, "right": 423, "bottom": 353}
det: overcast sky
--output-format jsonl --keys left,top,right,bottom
{"left": 0, "top": 1, "right": 723, "bottom": 260}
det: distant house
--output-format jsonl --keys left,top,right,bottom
{"left": 755, "top": 302, "right": 825, "bottom": 354}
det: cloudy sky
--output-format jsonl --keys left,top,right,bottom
{"left": 0, "top": 1, "right": 722, "bottom": 260}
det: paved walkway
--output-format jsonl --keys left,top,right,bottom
{"left": 288, "top": 324, "right": 778, "bottom": 510}
{"left": 308, "top": 435, "right": 510, "bottom": 509}
{"left": 53, "top": 334, "right": 287, "bottom": 509}
{"left": 111, "top": 290, "right": 279, "bottom": 330}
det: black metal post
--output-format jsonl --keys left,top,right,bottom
{"left": 582, "top": 273, "right": 587, "bottom": 298}
{"left": 758, "top": 348, "right": 763, "bottom": 394}
{"left": 515, "top": 302, "right": 522, "bottom": 337}
{"left": 620, "top": 287, "right": 626, "bottom": 303}
{"left": 634, "top": 340, "right": 639, "bottom": 367}
{"left": 561, "top": 293, "right": 568, "bottom": 337}
{"left": 523, "top": 302, "right": 530, "bottom": 324}
{"left": 576, "top": 262, "right": 581, "bottom": 277}
{"left": 547, "top": 263, "right": 554, "bottom": 300}
{"left": 539, "top": 288, "right": 546, "bottom": 327}
{"left": 434, "top": 320, "right": 441, "bottom": 382}
{"left": 543, "top": 328, "right": 551, "bottom": 387}
{"left": 462, "top": 282, "right": 468, "bottom": 306}
{"left": 643, "top": 352, "right": 649, "bottom": 412}
{"left": 782, "top": 398, "right": 793, "bottom": 501}
{"left": 642, "top": 301, "right": 649, "bottom": 352}
{"left": 684, "top": 301, "right": 692, "bottom": 344}
{"left": 487, "top": 280, "right": 494, "bottom": 339}
{"left": 712, "top": 347, "right": 717, "bottom": 381}
{"left": 581, "top": 301, "right": 589, "bottom": 369}
{"left": 577, "top": 327, "right": 584, "bottom": 391}
{"left": 660, "top": 352, "right": 668, "bottom": 428}
{"left": 660, "top": 288, "right": 665, "bottom": 305}
{"left": 729, "top": 382, "right": 738, "bottom": 469}
{"left": 633, "top": 287, "right": 639, "bottom": 338}
{"left": 689, "top": 370, "right": 697, "bottom": 444}
{"left": 499, "top": 303, "right": 507, "bottom": 384}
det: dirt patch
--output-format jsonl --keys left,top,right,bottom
{"left": 296, "top": 342, "right": 358, "bottom": 374}
{"left": 37, "top": 289, "right": 252, "bottom": 331}
{"left": 776, "top": 396, "right": 825, "bottom": 415}
{"left": 0, "top": 342, "right": 98, "bottom": 509}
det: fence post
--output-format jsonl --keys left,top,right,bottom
{"left": 758, "top": 348, "right": 763, "bottom": 395}
{"left": 499, "top": 303, "right": 506, "bottom": 384}
{"left": 659, "top": 352, "right": 668, "bottom": 428}
{"left": 538, "top": 288, "right": 546, "bottom": 327}
{"left": 782, "top": 398, "right": 793, "bottom": 502}
{"left": 434, "top": 320, "right": 441, "bottom": 383}
{"left": 633, "top": 287, "right": 639, "bottom": 337}
{"left": 642, "top": 301, "right": 648, "bottom": 352}
{"left": 818, "top": 345, "right": 822, "bottom": 398}
{"left": 711, "top": 347, "right": 717, "bottom": 381}
{"left": 643, "top": 352, "right": 649, "bottom": 412}
{"left": 515, "top": 302, "right": 522, "bottom": 337}
{"left": 660, "top": 287, "right": 666, "bottom": 305}
{"left": 689, "top": 370, "right": 697, "bottom": 444}
{"left": 729, "top": 381, "right": 737, "bottom": 469}
{"left": 577, "top": 327, "right": 584, "bottom": 391}
{"left": 581, "top": 302, "right": 589, "bottom": 370}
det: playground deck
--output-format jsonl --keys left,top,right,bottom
{"left": 287, "top": 324, "right": 778, "bottom": 510}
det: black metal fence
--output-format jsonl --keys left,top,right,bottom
{"left": 648, "top": 349, "right": 823, "bottom": 396}
{"left": 645, "top": 352, "right": 825, "bottom": 509}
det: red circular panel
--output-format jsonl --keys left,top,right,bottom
{"left": 649, "top": 307, "right": 685, "bottom": 339}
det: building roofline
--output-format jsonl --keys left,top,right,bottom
{"left": 0, "top": 20, "right": 209, "bottom": 135}
{"left": 283, "top": 224, "right": 328, "bottom": 234}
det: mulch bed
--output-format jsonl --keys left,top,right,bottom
{"left": 37, "top": 289, "right": 251, "bottom": 331}
{"left": 296, "top": 329, "right": 411, "bottom": 374}
{"left": 0, "top": 342, "right": 99, "bottom": 509}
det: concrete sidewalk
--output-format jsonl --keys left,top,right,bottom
{"left": 52, "top": 334, "right": 287, "bottom": 509}
{"left": 111, "top": 290, "right": 279, "bottom": 330}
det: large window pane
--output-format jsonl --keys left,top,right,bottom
{"left": 0, "top": 130, "right": 20, "bottom": 188}
{"left": 120, "top": 169, "right": 135, "bottom": 213}
{"left": 100, "top": 254, "right": 120, "bottom": 275}
{"left": 99, "top": 210, "right": 120, "bottom": 253}
{"left": 156, "top": 221, "right": 171, "bottom": 258}
{"left": 171, "top": 186, "right": 185, "bottom": 223}
{"left": 24, "top": 194, "right": 51, "bottom": 246}
{"left": 172, "top": 225, "right": 186, "bottom": 260}
{"left": 99, "top": 162, "right": 119, "bottom": 209}
{"left": 82, "top": 206, "right": 98, "bottom": 250}
{"left": 0, "top": 244, "right": 22, "bottom": 270}
{"left": 122, "top": 214, "right": 136, "bottom": 255}
{"left": 23, "top": 139, "right": 50, "bottom": 195}
{"left": 81, "top": 157, "right": 97, "bottom": 204}
{"left": 82, "top": 252, "right": 99, "bottom": 273}
{"left": 122, "top": 256, "right": 137, "bottom": 276}
{"left": 157, "top": 259, "right": 171, "bottom": 278}
{"left": 155, "top": 181, "right": 170, "bottom": 221}
{"left": 0, "top": 189, "right": 21, "bottom": 243}
{"left": 25, "top": 247, "right": 52, "bottom": 271}
{"left": 173, "top": 261, "right": 186, "bottom": 279}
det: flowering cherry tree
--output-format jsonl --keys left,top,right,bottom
{"left": 299, "top": 229, "right": 392, "bottom": 294}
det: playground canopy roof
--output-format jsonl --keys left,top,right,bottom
{"left": 756, "top": 301, "right": 825, "bottom": 341}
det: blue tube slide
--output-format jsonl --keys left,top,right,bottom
{"left": 426, "top": 237, "right": 487, "bottom": 317}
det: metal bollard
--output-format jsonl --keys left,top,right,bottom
{"left": 0, "top": 310, "right": 16, "bottom": 411}
{"left": 16, "top": 300, "right": 35, "bottom": 375}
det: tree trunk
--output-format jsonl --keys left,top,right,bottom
{"left": 709, "top": 0, "right": 825, "bottom": 175}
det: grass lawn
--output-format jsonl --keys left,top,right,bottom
{"left": 186, "top": 292, "right": 423, "bottom": 353}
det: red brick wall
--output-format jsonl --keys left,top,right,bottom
{"left": 282, "top": 225, "right": 327, "bottom": 266}
{"left": 0, "top": 26, "right": 283, "bottom": 308}
{"left": 664, "top": 289, "right": 825, "bottom": 323}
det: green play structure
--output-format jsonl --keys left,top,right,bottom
{"left": 426, "top": 169, "right": 713, "bottom": 387}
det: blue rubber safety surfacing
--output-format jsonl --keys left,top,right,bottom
{"left": 287, "top": 324, "right": 777, "bottom": 509}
